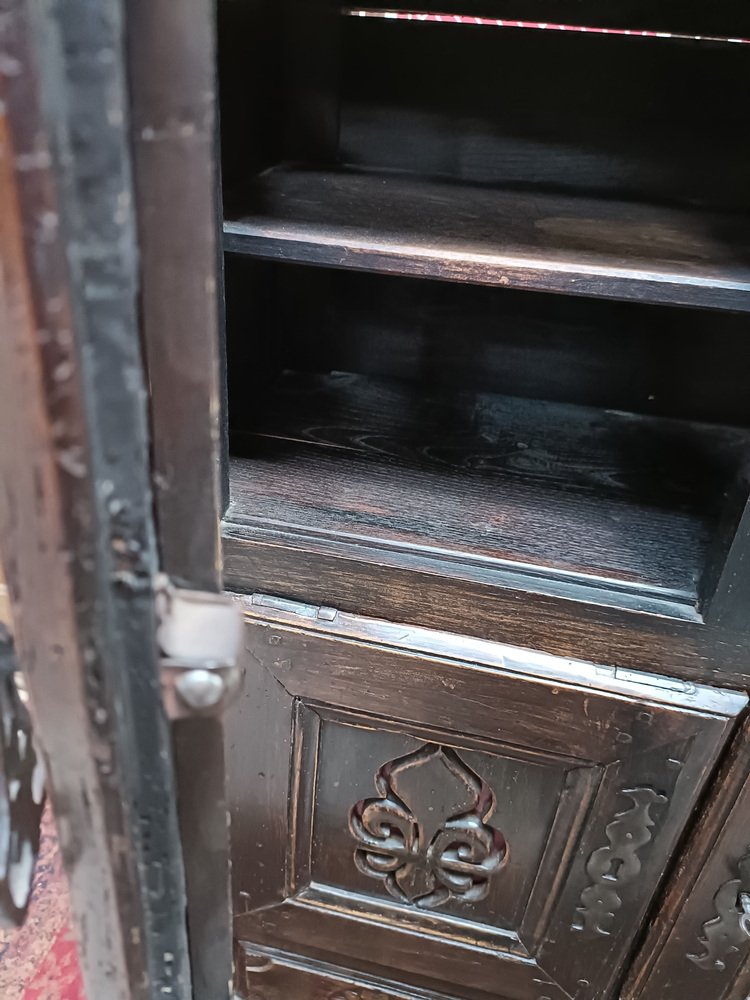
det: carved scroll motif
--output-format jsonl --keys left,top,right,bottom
{"left": 572, "top": 787, "right": 667, "bottom": 936}
{"left": 688, "top": 847, "right": 750, "bottom": 972}
{"left": 349, "top": 744, "right": 506, "bottom": 909}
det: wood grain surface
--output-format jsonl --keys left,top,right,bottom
{"left": 227, "top": 370, "right": 748, "bottom": 605}
{"left": 225, "top": 168, "right": 750, "bottom": 310}
{"left": 0, "top": 4, "right": 192, "bottom": 998}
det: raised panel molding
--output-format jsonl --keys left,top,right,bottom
{"left": 229, "top": 598, "right": 746, "bottom": 1000}
{"left": 349, "top": 743, "right": 506, "bottom": 908}
{"left": 237, "top": 941, "right": 450, "bottom": 1000}
{"left": 295, "top": 701, "right": 586, "bottom": 962}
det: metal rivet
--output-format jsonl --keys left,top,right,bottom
{"left": 175, "top": 669, "right": 225, "bottom": 710}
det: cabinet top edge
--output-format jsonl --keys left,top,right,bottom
{"left": 235, "top": 593, "right": 748, "bottom": 718}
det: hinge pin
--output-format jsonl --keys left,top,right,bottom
{"left": 155, "top": 576, "right": 244, "bottom": 720}
{"left": 175, "top": 669, "right": 227, "bottom": 711}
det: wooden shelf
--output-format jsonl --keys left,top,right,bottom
{"left": 223, "top": 168, "right": 750, "bottom": 310}
{"left": 224, "top": 371, "right": 750, "bottom": 615}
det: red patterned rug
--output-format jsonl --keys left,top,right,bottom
{"left": 0, "top": 808, "right": 85, "bottom": 1000}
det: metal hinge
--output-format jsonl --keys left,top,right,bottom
{"left": 155, "top": 576, "right": 244, "bottom": 720}
{"left": 249, "top": 592, "right": 339, "bottom": 622}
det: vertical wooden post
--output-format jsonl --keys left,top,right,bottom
{"left": 0, "top": 2, "right": 194, "bottom": 996}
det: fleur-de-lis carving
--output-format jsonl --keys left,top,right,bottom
{"left": 572, "top": 787, "right": 667, "bottom": 936}
{"left": 348, "top": 744, "right": 506, "bottom": 909}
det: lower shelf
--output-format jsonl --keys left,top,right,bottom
{"left": 225, "top": 372, "right": 750, "bottom": 614}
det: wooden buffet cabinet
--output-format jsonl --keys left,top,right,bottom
{"left": 2, "top": 2, "right": 750, "bottom": 1000}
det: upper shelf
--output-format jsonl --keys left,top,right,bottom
{"left": 223, "top": 168, "right": 750, "bottom": 311}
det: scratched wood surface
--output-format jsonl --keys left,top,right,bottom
{"left": 226, "top": 599, "right": 745, "bottom": 1000}
{"left": 227, "top": 370, "right": 749, "bottom": 605}
{"left": 0, "top": 3, "right": 192, "bottom": 998}
{"left": 125, "top": 3, "right": 234, "bottom": 997}
{"left": 223, "top": 6, "right": 750, "bottom": 999}
{"left": 224, "top": 167, "right": 750, "bottom": 311}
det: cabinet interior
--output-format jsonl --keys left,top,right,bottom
{"left": 218, "top": 1, "right": 750, "bottom": 619}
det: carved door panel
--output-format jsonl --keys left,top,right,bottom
{"left": 226, "top": 595, "right": 746, "bottom": 1000}
{"left": 624, "top": 719, "right": 750, "bottom": 1000}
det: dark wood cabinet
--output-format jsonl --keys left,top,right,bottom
{"left": 217, "top": 4, "right": 750, "bottom": 686}
{"left": 218, "top": 7, "right": 750, "bottom": 996}
{"left": 2, "top": 3, "right": 750, "bottom": 1000}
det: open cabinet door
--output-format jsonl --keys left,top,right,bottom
{"left": 0, "top": 1, "right": 234, "bottom": 998}
{"left": 125, "top": 2, "right": 235, "bottom": 998}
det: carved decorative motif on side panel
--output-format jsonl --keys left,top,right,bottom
{"left": 572, "top": 787, "right": 667, "bottom": 936}
{"left": 688, "top": 847, "right": 750, "bottom": 972}
{"left": 348, "top": 743, "right": 506, "bottom": 909}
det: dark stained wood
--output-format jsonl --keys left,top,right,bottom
{"left": 219, "top": 7, "right": 750, "bottom": 215}
{"left": 0, "top": 3, "right": 192, "bottom": 996}
{"left": 237, "top": 941, "right": 456, "bottom": 1000}
{"left": 128, "top": 0, "right": 225, "bottom": 592}
{"left": 172, "top": 718, "right": 233, "bottom": 1000}
{"left": 224, "top": 168, "right": 750, "bottom": 310}
{"left": 219, "top": 2, "right": 750, "bottom": 997}
{"left": 125, "top": 3, "right": 233, "bottom": 997}
{"left": 11, "top": 0, "right": 750, "bottom": 998}
{"left": 241, "top": 897, "right": 570, "bottom": 1000}
{"left": 228, "top": 595, "right": 745, "bottom": 1000}
{"left": 265, "top": 264, "right": 750, "bottom": 428}
{"left": 238, "top": 595, "right": 745, "bottom": 754}
{"left": 623, "top": 719, "right": 750, "bottom": 1000}
{"left": 281, "top": 0, "right": 341, "bottom": 166}
{"left": 702, "top": 492, "right": 750, "bottom": 631}
{"left": 225, "top": 630, "right": 295, "bottom": 916}
{"left": 225, "top": 371, "right": 748, "bottom": 614}
{"left": 338, "top": 17, "right": 750, "bottom": 211}
{"left": 217, "top": 0, "right": 285, "bottom": 191}
{"left": 221, "top": 528, "right": 750, "bottom": 686}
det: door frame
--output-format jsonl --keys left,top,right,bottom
{"left": 0, "top": 1, "right": 231, "bottom": 997}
